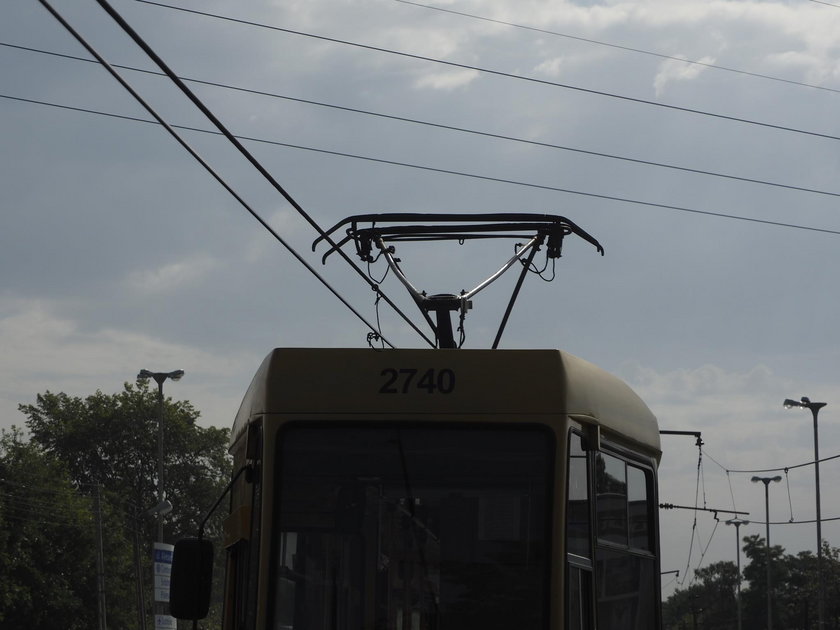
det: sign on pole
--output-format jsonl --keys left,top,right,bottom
{"left": 153, "top": 542, "right": 176, "bottom": 630}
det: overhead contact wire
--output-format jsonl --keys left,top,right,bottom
{"left": 395, "top": 0, "right": 840, "bottom": 96}
{"left": 92, "top": 0, "right": 439, "bottom": 347}
{"left": 5, "top": 92, "right": 840, "bottom": 238}
{"left": 8, "top": 41, "right": 840, "bottom": 202}
{"left": 705, "top": 448, "right": 840, "bottom": 474}
{"left": 135, "top": 0, "right": 840, "bottom": 143}
{"left": 35, "top": 0, "right": 400, "bottom": 348}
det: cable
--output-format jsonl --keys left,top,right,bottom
{"left": 7, "top": 91, "right": 840, "bottom": 239}
{"left": 784, "top": 468, "right": 795, "bottom": 522}
{"left": 675, "top": 435, "right": 707, "bottom": 588}
{"left": 134, "top": 0, "right": 840, "bottom": 143}
{"left": 8, "top": 41, "right": 840, "bottom": 201}
{"left": 91, "top": 0, "right": 437, "bottom": 349}
{"left": 35, "top": 0, "right": 424, "bottom": 349}
{"left": 754, "top": 515, "right": 840, "bottom": 525}
{"left": 395, "top": 0, "right": 840, "bottom": 96}
{"left": 705, "top": 449, "right": 840, "bottom": 474}
{"left": 687, "top": 517, "right": 721, "bottom": 589}
{"left": 726, "top": 470, "right": 738, "bottom": 514}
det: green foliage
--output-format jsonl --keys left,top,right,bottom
{"left": 1, "top": 381, "right": 232, "bottom": 630}
{"left": 0, "top": 428, "right": 98, "bottom": 629}
{"left": 664, "top": 535, "right": 840, "bottom": 630}
{"left": 662, "top": 560, "right": 739, "bottom": 630}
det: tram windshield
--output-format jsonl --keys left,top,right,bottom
{"left": 270, "top": 425, "right": 553, "bottom": 630}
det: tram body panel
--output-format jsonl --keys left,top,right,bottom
{"left": 232, "top": 348, "right": 659, "bottom": 453}
{"left": 223, "top": 348, "right": 661, "bottom": 630}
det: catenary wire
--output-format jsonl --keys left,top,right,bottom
{"left": 395, "top": 0, "right": 840, "bottom": 96}
{"left": 35, "top": 0, "right": 429, "bottom": 349}
{"left": 705, "top": 448, "right": 840, "bottom": 474}
{"left": 686, "top": 518, "right": 721, "bottom": 590}
{"left": 676, "top": 442, "right": 704, "bottom": 587}
{"left": 6, "top": 41, "right": 840, "bottom": 202}
{"left": 91, "top": 0, "right": 438, "bottom": 347}
{"left": 134, "top": 0, "right": 840, "bottom": 144}
{"left": 6, "top": 91, "right": 840, "bottom": 239}
{"left": 699, "top": 450, "right": 840, "bottom": 525}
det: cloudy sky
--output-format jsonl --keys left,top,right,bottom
{"left": 3, "top": 0, "right": 840, "bottom": 598}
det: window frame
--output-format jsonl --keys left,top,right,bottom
{"left": 592, "top": 441, "right": 661, "bottom": 630}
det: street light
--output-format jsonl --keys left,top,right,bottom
{"left": 752, "top": 475, "right": 781, "bottom": 630}
{"left": 784, "top": 396, "right": 827, "bottom": 629}
{"left": 137, "top": 369, "right": 184, "bottom": 542}
{"left": 725, "top": 517, "right": 750, "bottom": 630}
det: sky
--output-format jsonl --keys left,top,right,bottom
{"left": 3, "top": 0, "right": 840, "bottom": 600}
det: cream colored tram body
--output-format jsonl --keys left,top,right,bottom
{"left": 222, "top": 348, "right": 661, "bottom": 630}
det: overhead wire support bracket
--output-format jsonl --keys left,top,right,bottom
{"left": 659, "top": 503, "right": 750, "bottom": 517}
{"left": 314, "top": 213, "right": 604, "bottom": 349}
{"left": 660, "top": 430, "right": 704, "bottom": 448}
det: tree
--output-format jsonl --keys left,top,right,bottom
{"left": 665, "top": 535, "right": 840, "bottom": 630}
{"left": 8, "top": 380, "right": 232, "bottom": 629}
{"left": 661, "top": 561, "right": 739, "bottom": 629}
{"left": 20, "top": 381, "right": 230, "bottom": 542}
{"left": 741, "top": 533, "right": 791, "bottom": 629}
{"left": 0, "top": 428, "right": 111, "bottom": 629}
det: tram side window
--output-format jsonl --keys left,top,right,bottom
{"left": 567, "top": 432, "right": 590, "bottom": 558}
{"left": 595, "top": 453, "right": 627, "bottom": 545}
{"left": 594, "top": 453, "right": 657, "bottom": 630}
{"left": 627, "top": 465, "right": 651, "bottom": 550}
{"left": 566, "top": 431, "right": 593, "bottom": 630}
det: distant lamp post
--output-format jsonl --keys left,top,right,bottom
{"left": 752, "top": 475, "right": 781, "bottom": 630}
{"left": 784, "top": 396, "right": 827, "bottom": 629}
{"left": 725, "top": 517, "right": 750, "bottom": 630}
{"left": 137, "top": 369, "right": 184, "bottom": 542}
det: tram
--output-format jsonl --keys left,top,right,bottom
{"left": 171, "top": 346, "right": 662, "bottom": 630}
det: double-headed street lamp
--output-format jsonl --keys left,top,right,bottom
{"left": 752, "top": 475, "right": 781, "bottom": 630}
{"left": 138, "top": 369, "right": 184, "bottom": 543}
{"left": 725, "top": 517, "right": 750, "bottom": 630}
{"left": 784, "top": 396, "right": 827, "bottom": 629}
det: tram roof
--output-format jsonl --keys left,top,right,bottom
{"left": 232, "top": 348, "right": 660, "bottom": 457}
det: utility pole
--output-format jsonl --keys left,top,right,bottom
{"left": 725, "top": 517, "right": 749, "bottom": 630}
{"left": 752, "top": 475, "right": 781, "bottom": 630}
{"left": 784, "top": 397, "right": 827, "bottom": 629}
{"left": 94, "top": 483, "right": 107, "bottom": 630}
{"left": 137, "top": 369, "right": 183, "bottom": 630}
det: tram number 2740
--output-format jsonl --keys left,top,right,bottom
{"left": 379, "top": 368, "right": 456, "bottom": 394}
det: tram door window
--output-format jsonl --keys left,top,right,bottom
{"left": 594, "top": 452, "right": 657, "bottom": 630}
{"left": 270, "top": 425, "right": 553, "bottom": 630}
{"left": 566, "top": 432, "right": 594, "bottom": 630}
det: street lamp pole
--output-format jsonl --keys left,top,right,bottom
{"left": 784, "top": 396, "right": 826, "bottom": 629}
{"left": 752, "top": 475, "right": 781, "bottom": 630}
{"left": 725, "top": 517, "right": 749, "bottom": 630}
{"left": 138, "top": 369, "right": 184, "bottom": 542}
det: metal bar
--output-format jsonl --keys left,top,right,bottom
{"left": 492, "top": 237, "right": 543, "bottom": 349}
{"left": 314, "top": 212, "right": 604, "bottom": 255}
{"left": 375, "top": 238, "right": 425, "bottom": 301}
{"left": 659, "top": 503, "right": 749, "bottom": 515}
{"left": 354, "top": 222, "right": 567, "bottom": 236}
{"left": 463, "top": 235, "right": 540, "bottom": 300}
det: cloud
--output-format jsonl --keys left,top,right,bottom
{"left": 0, "top": 296, "right": 256, "bottom": 433}
{"left": 124, "top": 256, "right": 220, "bottom": 295}
{"left": 653, "top": 56, "right": 715, "bottom": 97}
{"left": 413, "top": 68, "right": 481, "bottom": 91}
